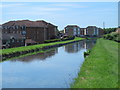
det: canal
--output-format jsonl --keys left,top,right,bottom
{"left": 1, "top": 39, "right": 96, "bottom": 88}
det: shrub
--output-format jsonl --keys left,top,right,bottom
{"left": 44, "top": 36, "right": 75, "bottom": 43}
{"left": 84, "top": 50, "right": 91, "bottom": 57}
{"left": 103, "top": 32, "right": 120, "bottom": 42}
{"left": 44, "top": 39, "right": 61, "bottom": 43}
{"left": 61, "top": 36, "right": 75, "bottom": 41}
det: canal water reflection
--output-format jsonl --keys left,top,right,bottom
{"left": 2, "top": 39, "right": 96, "bottom": 88}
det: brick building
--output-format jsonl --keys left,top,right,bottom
{"left": 64, "top": 25, "right": 104, "bottom": 37}
{"left": 98, "top": 28, "right": 104, "bottom": 36}
{"left": 64, "top": 25, "right": 80, "bottom": 36}
{"left": 86, "top": 26, "right": 104, "bottom": 37}
{"left": 80, "top": 28, "right": 86, "bottom": 36}
{"left": 86, "top": 26, "right": 98, "bottom": 36}
{"left": 2, "top": 20, "right": 58, "bottom": 47}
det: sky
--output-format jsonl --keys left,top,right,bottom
{"left": 0, "top": 2, "right": 118, "bottom": 30}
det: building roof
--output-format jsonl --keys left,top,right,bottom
{"left": 65, "top": 25, "right": 80, "bottom": 28}
{"left": 80, "top": 28, "right": 86, "bottom": 29}
{"left": 2, "top": 20, "right": 57, "bottom": 27}
{"left": 87, "top": 26, "right": 97, "bottom": 28}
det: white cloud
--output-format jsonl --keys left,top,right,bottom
{"left": 6, "top": 7, "right": 66, "bottom": 16}
{"left": 0, "top": 3, "right": 25, "bottom": 8}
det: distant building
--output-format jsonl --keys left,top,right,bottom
{"left": 64, "top": 25, "right": 80, "bottom": 36}
{"left": 86, "top": 26, "right": 104, "bottom": 37}
{"left": 2, "top": 20, "right": 58, "bottom": 47}
{"left": 64, "top": 25, "right": 104, "bottom": 37}
{"left": 98, "top": 28, "right": 104, "bottom": 36}
{"left": 86, "top": 26, "right": 98, "bottom": 36}
{"left": 80, "top": 28, "right": 86, "bottom": 36}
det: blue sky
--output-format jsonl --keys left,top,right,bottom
{"left": 1, "top": 2, "right": 118, "bottom": 30}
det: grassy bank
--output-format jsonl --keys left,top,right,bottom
{"left": 1, "top": 37, "right": 84, "bottom": 55}
{"left": 71, "top": 38, "right": 118, "bottom": 88}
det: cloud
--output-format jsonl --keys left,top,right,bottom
{"left": 6, "top": 7, "right": 67, "bottom": 16}
{"left": 0, "top": 3, "right": 26, "bottom": 8}
{"left": 2, "top": 3, "right": 67, "bottom": 16}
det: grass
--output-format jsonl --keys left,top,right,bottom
{"left": 1, "top": 37, "right": 84, "bottom": 55}
{"left": 71, "top": 38, "right": 119, "bottom": 88}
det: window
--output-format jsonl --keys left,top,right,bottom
{"left": 21, "top": 40, "right": 24, "bottom": 42}
{"left": 22, "top": 31, "right": 26, "bottom": 35}
{"left": 73, "top": 28, "right": 76, "bottom": 35}
{"left": 16, "top": 26, "right": 19, "bottom": 29}
{"left": 78, "top": 28, "right": 80, "bottom": 35}
{"left": 13, "top": 31, "right": 15, "bottom": 33}
{"left": 5, "top": 26, "right": 7, "bottom": 29}
{"left": 66, "top": 29, "right": 68, "bottom": 33}
{"left": 21, "top": 26, "right": 26, "bottom": 30}
{"left": 12, "top": 26, "right": 15, "bottom": 29}
{"left": 19, "top": 31, "right": 21, "bottom": 34}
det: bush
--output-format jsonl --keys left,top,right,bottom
{"left": 103, "top": 32, "right": 120, "bottom": 42}
{"left": 84, "top": 50, "right": 91, "bottom": 57}
{"left": 104, "top": 28, "right": 117, "bottom": 34}
{"left": 44, "top": 39, "right": 61, "bottom": 43}
{"left": 44, "top": 36, "right": 75, "bottom": 43}
{"left": 61, "top": 36, "right": 75, "bottom": 41}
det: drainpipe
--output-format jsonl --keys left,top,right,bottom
{"left": 44, "top": 27, "right": 46, "bottom": 41}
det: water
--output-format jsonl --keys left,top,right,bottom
{"left": 1, "top": 39, "right": 96, "bottom": 88}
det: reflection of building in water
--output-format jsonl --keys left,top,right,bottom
{"left": 80, "top": 40, "right": 86, "bottom": 49}
{"left": 83, "top": 40, "right": 96, "bottom": 50}
{"left": 65, "top": 41, "right": 84, "bottom": 53}
{"left": 11, "top": 48, "right": 58, "bottom": 62}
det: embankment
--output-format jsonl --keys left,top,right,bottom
{"left": 1, "top": 38, "right": 84, "bottom": 61}
{"left": 71, "top": 38, "right": 118, "bottom": 88}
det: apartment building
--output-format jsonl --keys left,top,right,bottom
{"left": 80, "top": 28, "right": 86, "bottom": 36}
{"left": 86, "top": 26, "right": 104, "bottom": 36}
{"left": 2, "top": 20, "right": 58, "bottom": 47}
{"left": 64, "top": 25, "right": 80, "bottom": 36}
{"left": 86, "top": 26, "right": 98, "bottom": 36}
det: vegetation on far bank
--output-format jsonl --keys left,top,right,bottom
{"left": 1, "top": 37, "right": 84, "bottom": 55}
{"left": 104, "top": 28, "right": 117, "bottom": 34}
{"left": 103, "top": 32, "right": 120, "bottom": 42}
{"left": 44, "top": 36, "right": 75, "bottom": 43}
{"left": 71, "top": 38, "right": 118, "bottom": 88}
